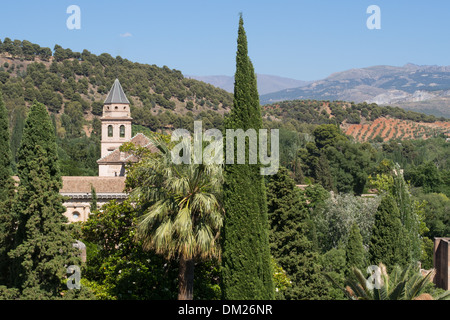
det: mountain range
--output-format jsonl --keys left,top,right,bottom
{"left": 187, "top": 74, "right": 310, "bottom": 96}
{"left": 192, "top": 64, "right": 450, "bottom": 118}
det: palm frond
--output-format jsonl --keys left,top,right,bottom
{"left": 345, "top": 278, "right": 371, "bottom": 300}
{"left": 434, "top": 290, "right": 450, "bottom": 300}
{"left": 149, "top": 219, "right": 175, "bottom": 255}
{"left": 353, "top": 267, "right": 370, "bottom": 293}
{"left": 405, "top": 269, "right": 434, "bottom": 300}
{"left": 388, "top": 280, "right": 406, "bottom": 300}
{"left": 173, "top": 206, "right": 193, "bottom": 235}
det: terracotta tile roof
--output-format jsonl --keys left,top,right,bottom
{"left": 131, "top": 132, "right": 152, "bottom": 147}
{"left": 97, "top": 133, "right": 158, "bottom": 164}
{"left": 98, "top": 149, "right": 122, "bottom": 163}
{"left": 12, "top": 176, "right": 126, "bottom": 194}
{"left": 60, "top": 176, "right": 126, "bottom": 193}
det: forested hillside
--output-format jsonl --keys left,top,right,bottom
{"left": 1, "top": 37, "right": 449, "bottom": 181}
{"left": 0, "top": 38, "right": 233, "bottom": 175}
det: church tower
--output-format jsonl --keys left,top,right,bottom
{"left": 97, "top": 79, "right": 133, "bottom": 176}
{"left": 100, "top": 79, "right": 132, "bottom": 159}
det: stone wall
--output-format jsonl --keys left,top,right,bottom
{"left": 63, "top": 194, "right": 128, "bottom": 223}
{"left": 433, "top": 237, "right": 450, "bottom": 290}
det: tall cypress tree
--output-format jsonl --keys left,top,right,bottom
{"left": 267, "top": 167, "right": 328, "bottom": 300}
{"left": 90, "top": 185, "right": 98, "bottom": 212}
{"left": 316, "top": 152, "right": 334, "bottom": 191}
{"left": 0, "top": 90, "right": 16, "bottom": 286}
{"left": 391, "top": 165, "right": 421, "bottom": 264}
{"left": 10, "top": 107, "right": 25, "bottom": 174}
{"left": 9, "top": 101, "right": 79, "bottom": 299}
{"left": 345, "top": 222, "right": 366, "bottom": 273}
{"left": 221, "top": 14, "right": 274, "bottom": 300}
{"left": 368, "top": 194, "right": 409, "bottom": 272}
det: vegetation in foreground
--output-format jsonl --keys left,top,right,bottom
{"left": 0, "top": 16, "right": 449, "bottom": 300}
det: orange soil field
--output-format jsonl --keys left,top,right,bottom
{"left": 343, "top": 117, "right": 450, "bottom": 142}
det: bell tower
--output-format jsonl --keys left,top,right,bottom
{"left": 100, "top": 79, "right": 132, "bottom": 159}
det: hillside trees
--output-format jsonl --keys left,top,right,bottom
{"left": 298, "top": 124, "right": 375, "bottom": 194}
{"left": 313, "top": 124, "right": 346, "bottom": 149}
{"left": 0, "top": 37, "right": 235, "bottom": 178}
{"left": 263, "top": 100, "right": 444, "bottom": 127}
{"left": 0, "top": 38, "right": 52, "bottom": 61}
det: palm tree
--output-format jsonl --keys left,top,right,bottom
{"left": 325, "top": 263, "right": 450, "bottom": 300}
{"left": 127, "top": 135, "right": 223, "bottom": 300}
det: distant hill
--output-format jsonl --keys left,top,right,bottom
{"left": 260, "top": 63, "right": 450, "bottom": 118}
{"left": 0, "top": 38, "right": 234, "bottom": 175}
{"left": 0, "top": 38, "right": 234, "bottom": 127}
{"left": 187, "top": 74, "right": 310, "bottom": 95}
{"left": 262, "top": 99, "right": 450, "bottom": 143}
{"left": 1, "top": 37, "right": 448, "bottom": 153}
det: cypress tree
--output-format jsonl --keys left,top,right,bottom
{"left": 345, "top": 223, "right": 366, "bottom": 273}
{"left": 267, "top": 167, "right": 328, "bottom": 300}
{"left": 391, "top": 166, "right": 421, "bottom": 264}
{"left": 0, "top": 90, "right": 16, "bottom": 286}
{"left": 90, "top": 185, "right": 98, "bottom": 212}
{"left": 316, "top": 152, "right": 334, "bottom": 191}
{"left": 221, "top": 14, "right": 274, "bottom": 300}
{"left": 368, "top": 194, "right": 409, "bottom": 272}
{"left": 10, "top": 108, "right": 25, "bottom": 174}
{"left": 8, "top": 101, "right": 79, "bottom": 299}
{"left": 0, "top": 90, "right": 14, "bottom": 201}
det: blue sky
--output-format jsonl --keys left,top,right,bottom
{"left": 1, "top": 1, "right": 450, "bottom": 80}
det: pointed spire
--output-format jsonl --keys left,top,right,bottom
{"left": 104, "top": 79, "right": 130, "bottom": 104}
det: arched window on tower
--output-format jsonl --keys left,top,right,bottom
{"left": 120, "top": 125, "right": 125, "bottom": 138}
{"left": 108, "top": 125, "right": 113, "bottom": 137}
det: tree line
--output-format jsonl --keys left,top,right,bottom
{"left": 263, "top": 99, "right": 446, "bottom": 125}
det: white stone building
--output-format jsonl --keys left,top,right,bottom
{"left": 61, "top": 79, "right": 156, "bottom": 223}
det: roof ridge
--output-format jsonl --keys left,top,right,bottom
{"left": 97, "top": 148, "right": 120, "bottom": 163}
{"left": 96, "top": 132, "right": 152, "bottom": 163}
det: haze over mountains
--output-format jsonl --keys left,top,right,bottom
{"left": 192, "top": 64, "right": 450, "bottom": 118}
{"left": 187, "top": 74, "right": 310, "bottom": 96}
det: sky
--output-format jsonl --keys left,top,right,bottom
{"left": 1, "top": 0, "right": 450, "bottom": 81}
